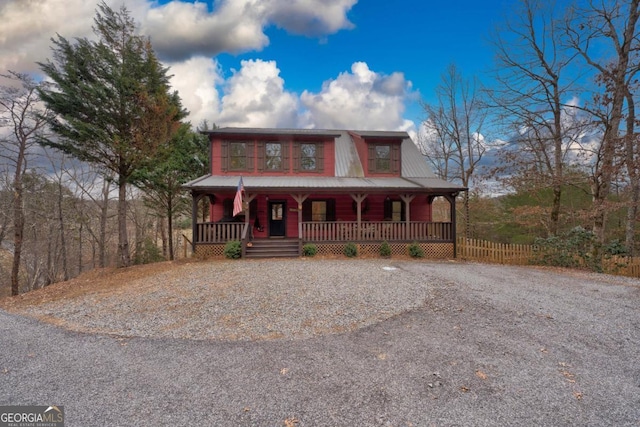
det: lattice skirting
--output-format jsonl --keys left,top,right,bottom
{"left": 194, "top": 244, "right": 226, "bottom": 258}
{"left": 195, "top": 242, "right": 455, "bottom": 259}
{"left": 312, "top": 242, "right": 454, "bottom": 258}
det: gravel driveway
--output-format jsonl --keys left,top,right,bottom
{"left": 1, "top": 260, "right": 639, "bottom": 426}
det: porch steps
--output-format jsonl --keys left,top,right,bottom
{"left": 245, "top": 239, "right": 300, "bottom": 258}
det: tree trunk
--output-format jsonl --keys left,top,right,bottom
{"left": 463, "top": 191, "right": 470, "bottom": 239}
{"left": 78, "top": 221, "right": 83, "bottom": 274}
{"left": 624, "top": 90, "right": 638, "bottom": 256}
{"left": 117, "top": 179, "right": 130, "bottom": 267}
{"left": 626, "top": 182, "right": 639, "bottom": 256}
{"left": 58, "top": 181, "right": 69, "bottom": 281}
{"left": 99, "top": 179, "right": 110, "bottom": 268}
{"left": 167, "top": 196, "right": 174, "bottom": 261}
{"left": 10, "top": 144, "right": 26, "bottom": 296}
{"left": 550, "top": 184, "right": 562, "bottom": 236}
{"left": 159, "top": 217, "right": 167, "bottom": 259}
{"left": 11, "top": 174, "right": 24, "bottom": 296}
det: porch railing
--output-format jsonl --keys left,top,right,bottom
{"left": 301, "top": 221, "right": 453, "bottom": 242}
{"left": 195, "top": 221, "right": 453, "bottom": 243}
{"left": 195, "top": 222, "right": 245, "bottom": 243}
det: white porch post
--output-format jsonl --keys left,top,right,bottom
{"left": 291, "top": 193, "right": 309, "bottom": 240}
{"left": 350, "top": 193, "right": 368, "bottom": 240}
{"left": 400, "top": 194, "right": 415, "bottom": 240}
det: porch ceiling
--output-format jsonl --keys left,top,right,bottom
{"left": 183, "top": 175, "right": 466, "bottom": 194}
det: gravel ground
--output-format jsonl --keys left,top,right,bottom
{"left": 1, "top": 259, "right": 639, "bottom": 426}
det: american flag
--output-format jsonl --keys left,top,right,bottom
{"left": 233, "top": 176, "right": 244, "bottom": 216}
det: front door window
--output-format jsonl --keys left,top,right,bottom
{"left": 269, "top": 201, "right": 286, "bottom": 237}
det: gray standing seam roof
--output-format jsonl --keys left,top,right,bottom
{"left": 184, "top": 128, "right": 465, "bottom": 193}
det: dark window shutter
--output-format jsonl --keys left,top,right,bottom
{"left": 221, "top": 140, "right": 229, "bottom": 172}
{"left": 302, "top": 199, "right": 312, "bottom": 221}
{"left": 316, "top": 143, "right": 324, "bottom": 172}
{"left": 282, "top": 142, "right": 290, "bottom": 172}
{"left": 292, "top": 142, "right": 300, "bottom": 172}
{"left": 392, "top": 144, "right": 400, "bottom": 174}
{"left": 223, "top": 198, "right": 233, "bottom": 218}
{"left": 327, "top": 199, "right": 336, "bottom": 221}
{"left": 257, "top": 142, "right": 265, "bottom": 172}
{"left": 249, "top": 199, "right": 258, "bottom": 218}
{"left": 368, "top": 144, "right": 375, "bottom": 172}
{"left": 246, "top": 141, "right": 255, "bottom": 171}
{"left": 383, "top": 198, "right": 392, "bottom": 220}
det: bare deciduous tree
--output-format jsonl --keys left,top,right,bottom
{"left": 0, "top": 72, "right": 51, "bottom": 295}
{"left": 565, "top": 0, "right": 640, "bottom": 248}
{"left": 487, "top": 0, "right": 583, "bottom": 236}
{"left": 418, "top": 64, "right": 486, "bottom": 237}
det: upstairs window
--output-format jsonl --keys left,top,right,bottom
{"left": 258, "top": 141, "right": 288, "bottom": 172}
{"left": 368, "top": 143, "right": 400, "bottom": 174}
{"left": 221, "top": 140, "right": 254, "bottom": 172}
{"left": 301, "top": 143, "right": 317, "bottom": 170}
{"left": 265, "top": 142, "right": 283, "bottom": 170}
{"left": 229, "top": 142, "right": 247, "bottom": 170}
{"left": 375, "top": 145, "right": 391, "bottom": 171}
{"left": 294, "top": 142, "right": 324, "bottom": 173}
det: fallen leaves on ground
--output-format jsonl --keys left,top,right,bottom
{"left": 284, "top": 417, "right": 299, "bottom": 426}
{"left": 475, "top": 370, "right": 487, "bottom": 380}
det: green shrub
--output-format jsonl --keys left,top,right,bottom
{"left": 533, "top": 226, "right": 601, "bottom": 271}
{"left": 223, "top": 240, "right": 242, "bottom": 259}
{"left": 344, "top": 242, "right": 358, "bottom": 258}
{"left": 604, "top": 239, "right": 628, "bottom": 256}
{"left": 379, "top": 241, "right": 391, "bottom": 257}
{"left": 408, "top": 242, "right": 424, "bottom": 258}
{"left": 302, "top": 243, "right": 318, "bottom": 257}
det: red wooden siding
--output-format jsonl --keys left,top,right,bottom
{"left": 210, "top": 135, "right": 335, "bottom": 177}
{"left": 207, "top": 193, "right": 433, "bottom": 235}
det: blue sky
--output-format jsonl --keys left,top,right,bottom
{"left": 0, "top": 0, "right": 513, "bottom": 135}
{"left": 213, "top": 0, "right": 510, "bottom": 122}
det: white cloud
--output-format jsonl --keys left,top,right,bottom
{"left": 146, "top": 0, "right": 356, "bottom": 61}
{"left": 167, "top": 56, "right": 224, "bottom": 127}
{"left": 215, "top": 59, "right": 299, "bottom": 128}
{"left": 0, "top": 0, "right": 101, "bottom": 73}
{"left": 300, "top": 62, "right": 415, "bottom": 132}
{"left": 143, "top": 0, "right": 269, "bottom": 61}
{"left": 0, "top": 1, "right": 419, "bottom": 135}
{"left": 0, "top": 0, "right": 357, "bottom": 72}
{"left": 266, "top": 0, "right": 356, "bottom": 36}
{"left": 169, "top": 59, "right": 416, "bottom": 133}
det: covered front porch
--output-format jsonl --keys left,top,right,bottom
{"left": 189, "top": 190, "right": 460, "bottom": 258}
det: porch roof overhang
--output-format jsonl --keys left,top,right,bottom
{"left": 183, "top": 175, "right": 467, "bottom": 195}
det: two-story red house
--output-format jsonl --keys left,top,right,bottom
{"left": 183, "top": 128, "right": 466, "bottom": 258}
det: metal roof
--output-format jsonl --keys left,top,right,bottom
{"left": 183, "top": 128, "right": 465, "bottom": 193}
{"left": 203, "top": 127, "right": 342, "bottom": 137}
{"left": 334, "top": 131, "right": 365, "bottom": 177}
{"left": 351, "top": 130, "right": 410, "bottom": 138}
{"left": 401, "top": 138, "right": 437, "bottom": 178}
{"left": 183, "top": 175, "right": 465, "bottom": 193}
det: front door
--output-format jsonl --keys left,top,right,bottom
{"left": 268, "top": 201, "right": 286, "bottom": 237}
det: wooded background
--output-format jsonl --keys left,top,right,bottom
{"left": 2, "top": 0, "right": 640, "bottom": 295}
